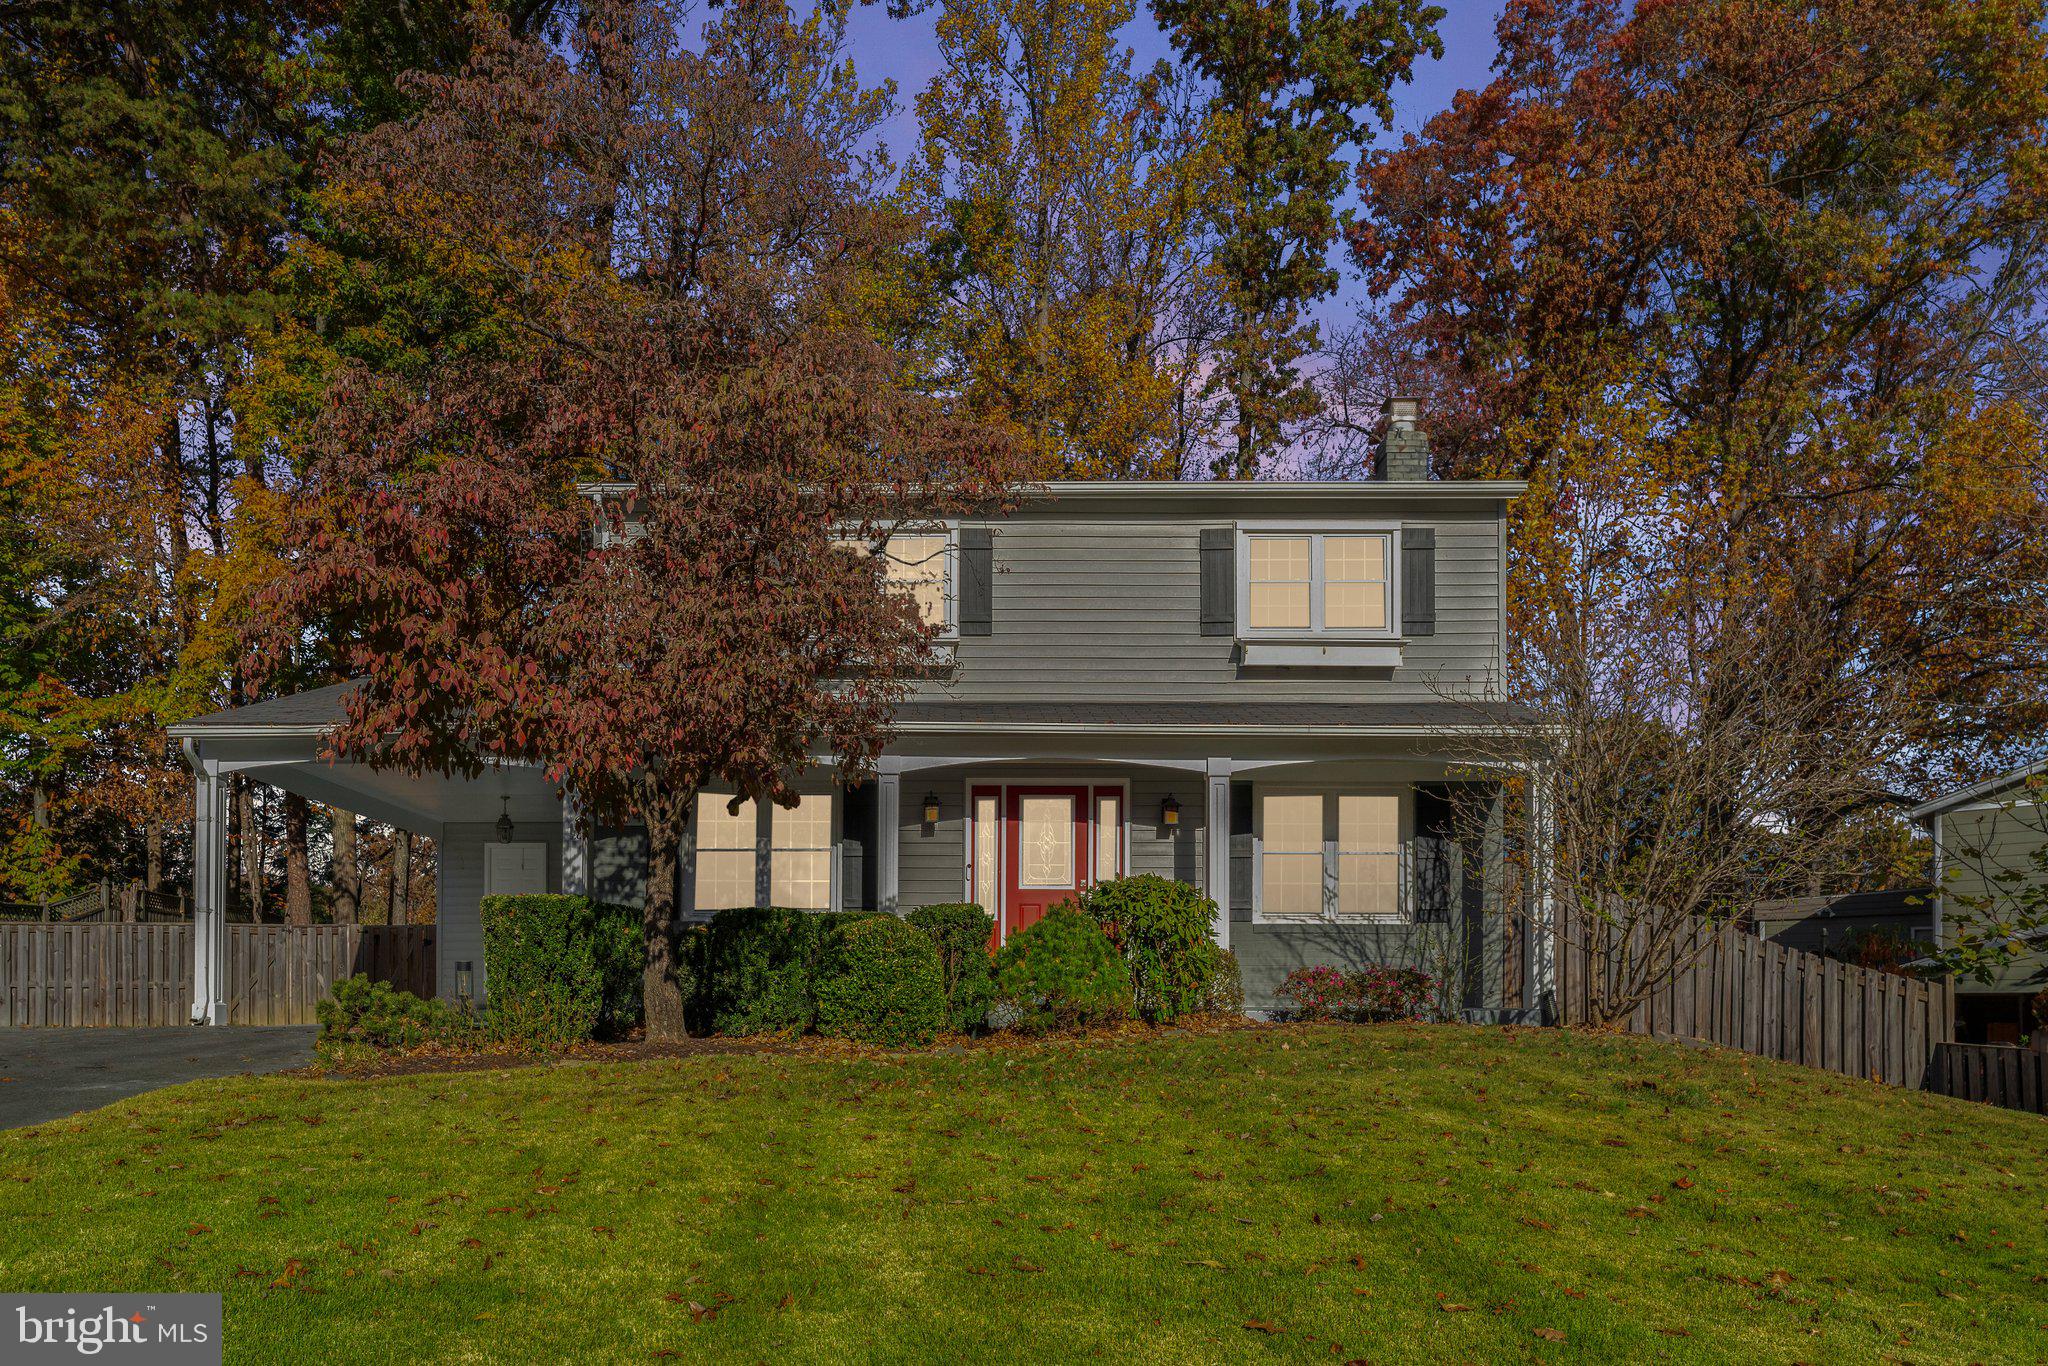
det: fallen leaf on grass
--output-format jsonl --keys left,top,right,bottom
{"left": 1242, "top": 1319, "right": 1281, "bottom": 1335}
{"left": 1439, "top": 1303, "right": 1471, "bottom": 1314}
{"left": 1534, "top": 1328, "right": 1566, "bottom": 1342}
{"left": 776, "top": 1294, "right": 794, "bottom": 1311}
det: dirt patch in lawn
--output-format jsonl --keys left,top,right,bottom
{"left": 303, "top": 1012, "right": 1269, "bottom": 1079}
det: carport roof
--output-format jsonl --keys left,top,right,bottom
{"left": 170, "top": 681, "right": 1537, "bottom": 737}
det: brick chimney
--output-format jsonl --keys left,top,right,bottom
{"left": 1377, "top": 394, "right": 1431, "bottom": 481}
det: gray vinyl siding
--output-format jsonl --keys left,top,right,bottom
{"left": 436, "top": 819, "right": 563, "bottom": 1002}
{"left": 1938, "top": 803, "right": 2048, "bottom": 995}
{"left": 919, "top": 506, "right": 1503, "bottom": 703}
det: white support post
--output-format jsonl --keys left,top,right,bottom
{"left": 876, "top": 759, "right": 902, "bottom": 914}
{"left": 561, "top": 791, "right": 589, "bottom": 897}
{"left": 184, "top": 742, "right": 228, "bottom": 1025}
{"left": 1205, "top": 757, "right": 1231, "bottom": 950}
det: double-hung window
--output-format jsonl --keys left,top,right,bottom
{"left": 1254, "top": 788, "right": 1406, "bottom": 923}
{"left": 864, "top": 528, "right": 955, "bottom": 636}
{"left": 690, "top": 790, "right": 837, "bottom": 912}
{"left": 1237, "top": 529, "right": 1397, "bottom": 638}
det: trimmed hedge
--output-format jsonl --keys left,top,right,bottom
{"left": 906, "top": 903, "right": 996, "bottom": 1032}
{"left": 480, "top": 894, "right": 643, "bottom": 1047}
{"left": 1079, "top": 875, "right": 1218, "bottom": 1023}
{"left": 994, "top": 905, "right": 1131, "bottom": 1032}
{"left": 696, "top": 907, "right": 877, "bottom": 1036}
{"left": 814, "top": 915, "right": 948, "bottom": 1047}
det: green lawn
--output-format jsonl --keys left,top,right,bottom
{"left": 2, "top": 1026, "right": 2044, "bottom": 1363}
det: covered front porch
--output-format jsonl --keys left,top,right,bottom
{"left": 171, "top": 690, "right": 1546, "bottom": 1019}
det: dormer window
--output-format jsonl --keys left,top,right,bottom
{"left": 1238, "top": 527, "right": 1398, "bottom": 639}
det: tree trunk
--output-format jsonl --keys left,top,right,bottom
{"left": 236, "top": 777, "right": 265, "bottom": 922}
{"left": 282, "top": 792, "right": 313, "bottom": 926}
{"left": 331, "top": 808, "right": 359, "bottom": 925}
{"left": 642, "top": 800, "right": 690, "bottom": 1041}
{"left": 391, "top": 831, "right": 412, "bottom": 926}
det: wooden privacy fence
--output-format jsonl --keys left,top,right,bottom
{"left": 1927, "top": 1041, "right": 2048, "bottom": 1115}
{"left": 1, "top": 922, "right": 436, "bottom": 1027}
{"left": 1555, "top": 909, "right": 1954, "bottom": 1088}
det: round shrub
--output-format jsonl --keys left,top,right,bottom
{"left": 994, "top": 905, "right": 1131, "bottom": 1032}
{"left": 1079, "top": 874, "right": 1218, "bottom": 1023}
{"left": 813, "top": 914, "right": 948, "bottom": 1047}
{"left": 906, "top": 903, "right": 997, "bottom": 1031}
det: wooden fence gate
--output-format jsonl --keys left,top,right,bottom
{"left": 0, "top": 922, "right": 436, "bottom": 1027}
{"left": 1555, "top": 908, "right": 1954, "bottom": 1088}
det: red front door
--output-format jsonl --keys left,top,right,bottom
{"left": 1003, "top": 786, "right": 1091, "bottom": 940}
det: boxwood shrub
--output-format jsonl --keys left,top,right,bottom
{"left": 696, "top": 907, "right": 878, "bottom": 1035}
{"left": 905, "top": 903, "right": 996, "bottom": 1031}
{"left": 994, "top": 905, "right": 1130, "bottom": 1032}
{"left": 813, "top": 914, "right": 948, "bottom": 1047}
{"left": 480, "top": 894, "right": 643, "bottom": 1046}
{"left": 1079, "top": 875, "right": 1219, "bottom": 1023}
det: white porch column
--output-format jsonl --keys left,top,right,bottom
{"left": 184, "top": 743, "right": 228, "bottom": 1025}
{"left": 561, "top": 791, "right": 589, "bottom": 897}
{"left": 876, "top": 758, "right": 902, "bottom": 914}
{"left": 1530, "top": 760, "right": 1557, "bottom": 1007}
{"left": 1205, "top": 757, "right": 1231, "bottom": 950}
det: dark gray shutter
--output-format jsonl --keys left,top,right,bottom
{"left": 958, "top": 527, "right": 992, "bottom": 636}
{"left": 1199, "top": 527, "right": 1234, "bottom": 636}
{"left": 1401, "top": 526, "right": 1436, "bottom": 637}
{"left": 1228, "top": 781, "right": 1255, "bottom": 916}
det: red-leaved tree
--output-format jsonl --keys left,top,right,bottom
{"left": 259, "top": 0, "right": 1018, "bottom": 1035}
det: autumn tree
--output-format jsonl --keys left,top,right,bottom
{"left": 1354, "top": 0, "right": 2048, "bottom": 824}
{"left": 260, "top": 0, "right": 1017, "bottom": 1035}
{"left": 901, "top": 0, "right": 1225, "bottom": 476}
{"left": 1151, "top": 0, "right": 1440, "bottom": 475}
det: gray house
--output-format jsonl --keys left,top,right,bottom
{"left": 169, "top": 403, "right": 1543, "bottom": 1020}
{"left": 1914, "top": 759, "right": 2048, "bottom": 1044}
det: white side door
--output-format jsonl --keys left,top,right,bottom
{"left": 484, "top": 842, "right": 549, "bottom": 897}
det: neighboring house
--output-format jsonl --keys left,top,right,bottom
{"left": 1746, "top": 890, "right": 1933, "bottom": 959}
{"left": 1913, "top": 759, "right": 2048, "bottom": 1044}
{"left": 168, "top": 400, "right": 1543, "bottom": 1021}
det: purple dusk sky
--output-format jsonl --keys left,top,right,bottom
{"left": 837, "top": 1, "right": 1510, "bottom": 324}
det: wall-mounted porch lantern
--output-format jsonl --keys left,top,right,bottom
{"left": 495, "top": 795, "right": 515, "bottom": 844}
{"left": 1160, "top": 794, "right": 1181, "bottom": 828}
{"left": 455, "top": 960, "right": 475, "bottom": 1003}
{"left": 922, "top": 792, "right": 942, "bottom": 825}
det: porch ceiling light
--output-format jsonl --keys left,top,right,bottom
{"left": 1161, "top": 794, "right": 1180, "bottom": 827}
{"left": 495, "top": 795, "right": 515, "bottom": 844}
{"left": 922, "top": 791, "right": 941, "bottom": 825}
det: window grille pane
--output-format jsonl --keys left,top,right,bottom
{"left": 771, "top": 795, "right": 831, "bottom": 852}
{"left": 974, "top": 794, "right": 999, "bottom": 914}
{"left": 1261, "top": 852, "right": 1323, "bottom": 918}
{"left": 886, "top": 533, "right": 949, "bottom": 629}
{"left": 1325, "top": 535, "right": 1389, "bottom": 631}
{"left": 770, "top": 850, "right": 831, "bottom": 910}
{"left": 1018, "top": 795, "right": 1075, "bottom": 887}
{"left": 1335, "top": 854, "right": 1401, "bottom": 919}
{"left": 1247, "top": 536, "right": 1311, "bottom": 630}
{"left": 1262, "top": 792, "right": 1322, "bottom": 854}
{"left": 697, "top": 794, "right": 756, "bottom": 849}
{"left": 1095, "top": 793, "right": 1119, "bottom": 880}
{"left": 1337, "top": 793, "right": 1399, "bottom": 853}
{"left": 695, "top": 851, "right": 756, "bottom": 911}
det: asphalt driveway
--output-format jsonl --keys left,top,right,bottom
{"left": 0, "top": 1027, "right": 316, "bottom": 1129}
